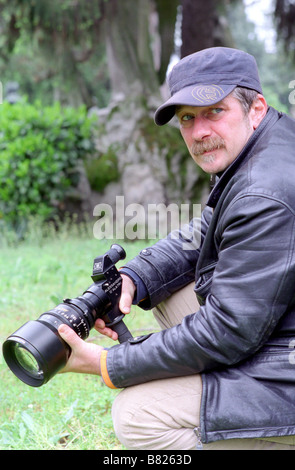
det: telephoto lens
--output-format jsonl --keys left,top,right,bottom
{"left": 3, "top": 244, "right": 132, "bottom": 387}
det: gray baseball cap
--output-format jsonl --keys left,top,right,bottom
{"left": 155, "top": 47, "right": 263, "bottom": 126}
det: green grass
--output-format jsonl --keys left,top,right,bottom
{"left": 0, "top": 222, "right": 159, "bottom": 450}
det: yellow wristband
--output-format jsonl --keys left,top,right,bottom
{"left": 100, "top": 349, "right": 117, "bottom": 389}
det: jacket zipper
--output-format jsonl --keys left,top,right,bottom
{"left": 194, "top": 427, "right": 203, "bottom": 450}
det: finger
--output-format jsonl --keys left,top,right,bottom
{"left": 94, "top": 320, "right": 118, "bottom": 341}
{"left": 119, "top": 291, "right": 132, "bottom": 314}
{"left": 95, "top": 318, "right": 106, "bottom": 329}
{"left": 119, "top": 275, "right": 136, "bottom": 314}
{"left": 58, "top": 324, "right": 82, "bottom": 349}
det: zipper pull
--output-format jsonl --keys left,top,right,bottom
{"left": 194, "top": 427, "right": 203, "bottom": 450}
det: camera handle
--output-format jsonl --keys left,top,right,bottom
{"left": 91, "top": 245, "right": 133, "bottom": 344}
{"left": 106, "top": 313, "right": 133, "bottom": 343}
{"left": 100, "top": 274, "right": 133, "bottom": 344}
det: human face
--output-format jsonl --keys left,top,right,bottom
{"left": 176, "top": 95, "right": 256, "bottom": 174}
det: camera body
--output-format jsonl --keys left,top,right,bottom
{"left": 3, "top": 244, "right": 132, "bottom": 387}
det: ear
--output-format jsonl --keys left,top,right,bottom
{"left": 249, "top": 94, "right": 268, "bottom": 130}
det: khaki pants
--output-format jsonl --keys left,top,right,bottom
{"left": 112, "top": 283, "right": 295, "bottom": 450}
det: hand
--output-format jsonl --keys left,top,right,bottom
{"left": 95, "top": 274, "right": 136, "bottom": 341}
{"left": 58, "top": 324, "right": 103, "bottom": 375}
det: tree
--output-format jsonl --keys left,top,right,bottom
{"left": 181, "top": 0, "right": 234, "bottom": 57}
{"left": 103, "top": 0, "right": 165, "bottom": 100}
{"left": 227, "top": 0, "right": 295, "bottom": 114}
{"left": 0, "top": 0, "right": 179, "bottom": 105}
{"left": 0, "top": 0, "right": 106, "bottom": 106}
{"left": 0, "top": 0, "right": 237, "bottom": 221}
{"left": 0, "top": 0, "right": 237, "bottom": 102}
{"left": 274, "top": 0, "right": 295, "bottom": 54}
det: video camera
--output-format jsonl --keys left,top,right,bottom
{"left": 2, "top": 244, "right": 132, "bottom": 387}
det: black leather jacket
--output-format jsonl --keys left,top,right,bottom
{"left": 106, "top": 107, "right": 295, "bottom": 443}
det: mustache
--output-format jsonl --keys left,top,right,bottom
{"left": 191, "top": 137, "right": 225, "bottom": 157}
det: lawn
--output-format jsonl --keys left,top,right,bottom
{"left": 0, "top": 221, "right": 158, "bottom": 450}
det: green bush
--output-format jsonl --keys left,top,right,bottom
{"left": 84, "top": 144, "right": 120, "bottom": 193}
{"left": 0, "top": 101, "right": 95, "bottom": 225}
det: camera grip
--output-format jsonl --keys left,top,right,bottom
{"left": 111, "top": 318, "right": 133, "bottom": 343}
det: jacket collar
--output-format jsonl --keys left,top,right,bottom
{"left": 207, "top": 107, "right": 281, "bottom": 208}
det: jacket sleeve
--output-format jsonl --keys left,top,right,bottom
{"left": 103, "top": 195, "right": 295, "bottom": 388}
{"left": 121, "top": 205, "right": 213, "bottom": 310}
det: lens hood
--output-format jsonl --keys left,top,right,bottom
{"left": 3, "top": 320, "right": 69, "bottom": 387}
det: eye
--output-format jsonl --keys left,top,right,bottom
{"left": 210, "top": 108, "right": 223, "bottom": 115}
{"left": 181, "top": 114, "right": 194, "bottom": 121}
{"left": 178, "top": 113, "right": 194, "bottom": 127}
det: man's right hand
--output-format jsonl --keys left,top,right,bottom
{"left": 94, "top": 274, "right": 136, "bottom": 341}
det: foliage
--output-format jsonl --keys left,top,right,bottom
{"left": 0, "top": 0, "right": 178, "bottom": 106}
{"left": 226, "top": 0, "right": 295, "bottom": 114}
{"left": 0, "top": 0, "right": 105, "bottom": 54}
{"left": 0, "top": 0, "right": 110, "bottom": 107}
{"left": 0, "top": 100, "right": 95, "bottom": 226}
{"left": 85, "top": 144, "right": 120, "bottom": 193}
{"left": 0, "top": 35, "right": 110, "bottom": 108}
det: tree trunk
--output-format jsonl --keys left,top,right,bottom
{"left": 181, "top": 0, "right": 233, "bottom": 58}
{"left": 90, "top": 0, "right": 211, "bottom": 223}
{"left": 104, "top": 0, "right": 160, "bottom": 100}
{"left": 154, "top": 0, "right": 179, "bottom": 84}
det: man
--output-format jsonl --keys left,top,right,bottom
{"left": 58, "top": 47, "right": 295, "bottom": 450}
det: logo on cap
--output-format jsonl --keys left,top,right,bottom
{"left": 191, "top": 85, "right": 224, "bottom": 104}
